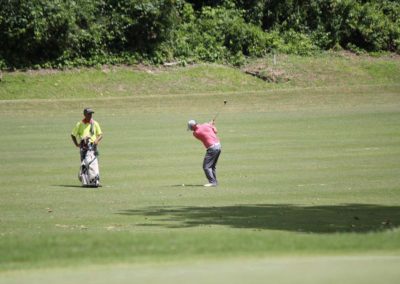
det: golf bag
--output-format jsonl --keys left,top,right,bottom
{"left": 78, "top": 143, "right": 100, "bottom": 187}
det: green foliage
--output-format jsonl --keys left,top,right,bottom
{"left": 168, "top": 5, "right": 273, "bottom": 65}
{"left": 228, "top": 0, "right": 400, "bottom": 53}
{"left": 0, "top": 0, "right": 181, "bottom": 68}
{"left": 0, "top": 0, "right": 71, "bottom": 67}
{"left": 0, "top": 0, "right": 399, "bottom": 69}
{"left": 104, "top": 0, "right": 179, "bottom": 53}
{"left": 279, "top": 30, "right": 318, "bottom": 55}
{"left": 354, "top": 2, "right": 399, "bottom": 52}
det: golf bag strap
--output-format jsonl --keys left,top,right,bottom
{"left": 90, "top": 121, "right": 94, "bottom": 136}
{"left": 85, "top": 154, "right": 97, "bottom": 166}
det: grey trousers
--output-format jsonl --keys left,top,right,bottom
{"left": 203, "top": 144, "right": 221, "bottom": 185}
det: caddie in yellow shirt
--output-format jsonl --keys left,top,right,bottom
{"left": 71, "top": 108, "right": 103, "bottom": 161}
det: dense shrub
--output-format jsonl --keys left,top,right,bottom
{"left": 0, "top": 0, "right": 399, "bottom": 69}
{"left": 104, "top": 0, "right": 179, "bottom": 53}
{"left": 0, "top": 0, "right": 72, "bottom": 67}
{"left": 164, "top": 5, "right": 312, "bottom": 65}
{"left": 0, "top": 0, "right": 181, "bottom": 68}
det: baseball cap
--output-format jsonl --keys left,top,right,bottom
{"left": 83, "top": 108, "right": 95, "bottom": 114}
{"left": 187, "top": 119, "right": 197, "bottom": 131}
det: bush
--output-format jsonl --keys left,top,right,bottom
{"left": 279, "top": 29, "right": 318, "bottom": 55}
{"left": 0, "top": 0, "right": 182, "bottom": 68}
{"left": 353, "top": 1, "right": 400, "bottom": 52}
{"left": 169, "top": 5, "right": 272, "bottom": 65}
{"left": 0, "top": 0, "right": 399, "bottom": 69}
{"left": 0, "top": 0, "right": 72, "bottom": 68}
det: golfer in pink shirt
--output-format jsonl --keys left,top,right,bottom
{"left": 188, "top": 119, "right": 221, "bottom": 187}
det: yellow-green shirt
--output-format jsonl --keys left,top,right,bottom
{"left": 71, "top": 119, "right": 102, "bottom": 143}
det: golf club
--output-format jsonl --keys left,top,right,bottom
{"left": 212, "top": 100, "right": 227, "bottom": 122}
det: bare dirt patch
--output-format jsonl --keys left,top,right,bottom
{"left": 242, "top": 64, "right": 290, "bottom": 83}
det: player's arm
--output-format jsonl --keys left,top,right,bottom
{"left": 71, "top": 122, "right": 81, "bottom": 147}
{"left": 71, "top": 134, "right": 80, "bottom": 148}
{"left": 209, "top": 122, "right": 218, "bottom": 134}
{"left": 94, "top": 122, "right": 103, "bottom": 145}
{"left": 94, "top": 134, "right": 103, "bottom": 145}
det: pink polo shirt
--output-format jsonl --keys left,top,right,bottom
{"left": 193, "top": 123, "right": 220, "bottom": 148}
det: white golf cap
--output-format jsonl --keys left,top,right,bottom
{"left": 187, "top": 119, "right": 197, "bottom": 130}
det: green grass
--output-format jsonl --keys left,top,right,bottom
{"left": 0, "top": 53, "right": 400, "bottom": 283}
{"left": 245, "top": 52, "right": 400, "bottom": 87}
{"left": 0, "top": 64, "right": 265, "bottom": 100}
{"left": 1, "top": 52, "right": 399, "bottom": 101}
{"left": 1, "top": 256, "right": 400, "bottom": 284}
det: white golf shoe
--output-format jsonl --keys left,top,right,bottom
{"left": 203, "top": 183, "right": 217, "bottom": 187}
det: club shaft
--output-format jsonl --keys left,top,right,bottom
{"left": 212, "top": 101, "right": 226, "bottom": 121}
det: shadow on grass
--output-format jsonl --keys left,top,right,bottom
{"left": 170, "top": 184, "right": 204, "bottom": 187}
{"left": 118, "top": 204, "right": 399, "bottom": 234}
{"left": 54, "top": 185, "right": 84, "bottom": 188}
{"left": 54, "top": 185, "right": 101, "bottom": 189}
